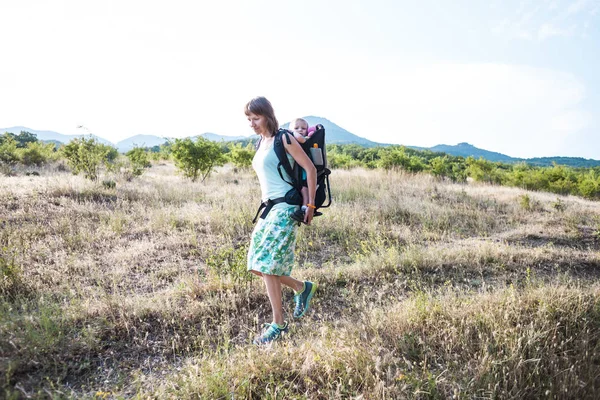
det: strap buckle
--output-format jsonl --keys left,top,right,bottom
{"left": 252, "top": 197, "right": 286, "bottom": 223}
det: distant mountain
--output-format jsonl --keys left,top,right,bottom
{"left": 516, "top": 157, "right": 600, "bottom": 168}
{"left": 118, "top": 133, "right": 249, "bottom": 152}
{"left": 409, "top": 142, "right": 600, "bottom": 168}
{"left": 282, "top": 116, "right": 379, "bottom": 147}
{"left": 4, "top": 124, "right": 599, "bottom": 167}
{"left": 1, "top": 126, "right": 115, "bottom": 147}
{"left": 425, "top": 142, "right": 515, "bottom": 163}
{"left": 116, "top": 135, "right": 169, "bottom": 152}
{"left": 197, "top": 132, "right": 249, "bottom": 142}
{"left": 0, "top": 126, "right": 250, "bottom": 151}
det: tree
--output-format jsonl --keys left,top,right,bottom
{"left": 103, "top": 144, "right": 119, "bottom": 162}
{"left": 0, "top": 133, "right": 19, "bottom": 165}
{"left": 126, "top": 147, "right": 151, "bottom": 176}
{"left": 327, "top": 152, "right": 361, "bottom": 169}
{"left": 578, "top": 170, "right": 600, "bottom": 199}
{"left": 0, "top": 131, "right": 38, "bottom": 149}
{"left": 15, "top": 131, "right": 38, "bottom": 148}
{"left": 170, "top": 137, "right": 225, "bottom": 182}
{"left": 20, "top": 141, "right": 56, "bottom": 166}
{"left": 465, "top": 156, "right": 505, "bottom": 184}
{"left": 378, "top": 146, "right": 425, "bottom": 172}
{"left": 228, "top": 143, "right": 254, "bottom": 169}
{"left": 429, "top": 155, "right": 452, "bottom": 179}
{"left": 61, "top": 137, "right": 115, "bottom": 181}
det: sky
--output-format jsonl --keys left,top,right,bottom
{"left": 1, "top": 0, "right": 599, "bottom": 158}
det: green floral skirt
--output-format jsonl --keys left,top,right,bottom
{"left": 247, "top": 204, "right": 298, "bottom": 276}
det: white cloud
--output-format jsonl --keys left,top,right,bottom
{"left": 550, "top": 109, "right": 590, "bottom": 132}
{"left": 322, "top": 63, "right": 591, "bottom": 158}
{"left": 494, "top": 0, "right": 600, "bottom": 41}
{"left": 537, "top": 23, "right": 575, "bottom": 39}
{"left": 567, "top": 0, "right": 592, "bottom": 14}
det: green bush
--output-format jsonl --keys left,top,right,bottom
{"left": 227, "top": 143, "right": 254, "bottom": 169}
{"left": 126, "top": 147, "right": 151, "bottom": 176}
{"left": 465, "top": 156, "right": 506, "bottom": 184}
{"left": 104, "top": 145, "right": 119, "bottom": 162}
{"left": 0, "top": 248, "right": 26, "bottom": 300}
{"left": 518, "top": 194, "right": 531, "bottom": 211}
{"left": 158, "top": 143, "right": 172, "bottom": 160}
{"left": 0, "top": 133, "right": 19, "bottom": 165}
{"left": 205, "top": 244, "right": 252, "bottom": 284}
{"left": 19, "top": 141, "right": 57, "bottom": 166}
{"left": 171, "top": 137, "right": 225, "bottom": 182}
{"left": 328, "top": 152, "right": 363, "bottom": 169}
{"left": 0, "top": 131, "right": 37, "bottom": 148}
{"left": 378, "top": 147, "right": 426, "bottom": 172}
{"left": 578, "top": 171, "right": 600, "bottom": 199}
{"left": 429, "top": 155, "right": 452, "bottom": 179}
{"left": 61, "top": 137, "right": 116, "bottom": 181}
{"left": 545, "top": 164, "right": 578, "bottom": 195}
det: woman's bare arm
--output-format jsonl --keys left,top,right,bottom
{"left": 283, "top": 134, "right": 317, "bottom": 224}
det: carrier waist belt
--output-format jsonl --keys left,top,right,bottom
{"left": 252, "top": 197, "right": 287, "bottom": 223}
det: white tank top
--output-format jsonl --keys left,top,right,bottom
{"left": 252, "top": 139, "right": 295, "bottom": 203}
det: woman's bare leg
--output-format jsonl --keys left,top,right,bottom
{"left": 280, "top": 275, "right": 304, "bottom": 292}
{"left": 262, "top": 274, "right": 284, "bottom": 325}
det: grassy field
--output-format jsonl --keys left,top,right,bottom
{"left": 1, "top": 163, "right": 600, "bottom": 399}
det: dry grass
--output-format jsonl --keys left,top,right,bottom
{"left": 1, "top": 163, "right": 600, "bottom": 399}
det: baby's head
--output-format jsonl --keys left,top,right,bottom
{"left": 290, "top": 118, "right": 309, "bottom": 137}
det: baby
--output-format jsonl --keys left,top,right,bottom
{"left": 290, "top": 118, "right": 315, "bottom": 145}
{"left": 289, "top": 118, "right": 315, "bottom": 223}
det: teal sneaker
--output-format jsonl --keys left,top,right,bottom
{"left": 293, "top": 281, "right": 317, "bottom": 319}
{"left": 253, "top": 322, "right": 288, "bottom": 345}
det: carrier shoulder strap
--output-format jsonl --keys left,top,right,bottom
{"left": 273, "top": 129, "right": 300, "bottom": 189}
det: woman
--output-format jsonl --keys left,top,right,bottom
{"left": 245, "top": 96, "right": 318, "bottom": 345}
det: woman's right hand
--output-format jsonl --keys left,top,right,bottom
{"left": 304, "top": 206, "right": 314, "bottom": 225}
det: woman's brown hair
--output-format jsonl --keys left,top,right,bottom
{"left": 244, "top": 96, "right": 279, "bottom": 136}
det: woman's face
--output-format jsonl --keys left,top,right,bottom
{"left": 247, "top": 112, "right": 268, "bottom": 135}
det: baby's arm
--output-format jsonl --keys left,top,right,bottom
{"left": 306, "top": 125, "right": 319, "bottom": 137}
{"left": 293, "top": 132, "right": 307, "bottom": 143}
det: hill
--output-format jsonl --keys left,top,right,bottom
{"left": 523, "top": 156, "right": 600, "bottom": 168}
{"left": 116, "top": 135, "right": 169, "bottom": 152}
{"left": 412, "top": 142, "right": 600, "bottom": 168}
{"left": 425, "top": 142, "right": 514, "bottom": 163}
{"left": 197, "top": 132, "right": 248, "bottom": 142}
{"left": 1, "top": 126, "right": 115, "bottom": 147}
{"left": 282, "top": 116, "right": 379, "bottom": 146}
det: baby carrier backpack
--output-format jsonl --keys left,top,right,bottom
{"left": 252, "top": 124, "right": 332, "bottom": 224}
